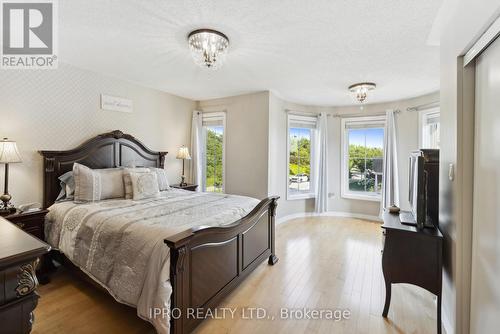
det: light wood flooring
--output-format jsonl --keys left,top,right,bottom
{"left": 33, "top": 217, "right": 440, "bottom": 334}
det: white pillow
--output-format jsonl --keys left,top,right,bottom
{"left": 151, "top": 168, "right": 170, "bottom": 191}
{"left": 123, "top": 167, "right": 150, "bottom": 199}
{"left": 129, "top": 171, "right": 160, "bottom": 200}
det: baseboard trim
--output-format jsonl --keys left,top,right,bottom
{"left": 276, "top": 211, "right": 382, "bottom": 225}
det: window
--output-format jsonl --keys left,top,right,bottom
{"left": 341, "top": 116, "right": 385, "bottom": 201}
{"left": 202, "top": 112, "right": 225, "bottom": 193}
{"left": 419, "top": 108, "right": 440, "bottom": 149}
{"left": 287, "top": 114, "right": 317, "bottom": 199}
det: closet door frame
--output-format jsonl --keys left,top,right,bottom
{"left": 457, "top": 14, "right": 500, "bottom": 334}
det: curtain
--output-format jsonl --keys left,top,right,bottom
{"left": 315, "top": 113, "right": 329, "bottom": 213}
{"left": 380, "top": 109, "right": 399, "bottom": 216}
{"left": 189, "top": 110, "right": 204, "bottom": 192}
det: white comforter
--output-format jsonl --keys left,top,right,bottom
{"left": 45, "top": 189, "right": 259, "bottom": 333}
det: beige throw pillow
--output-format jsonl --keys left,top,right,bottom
{"left": 129, "top": 171, "right": 160, "bottom": 200}
{"left": 73, "top": 163, "right": 125, "bottom": 202}
{"left": 73, "top": 163, "right": 101, "bottom": 202}
{"left": 100, "top": 168, "right": 125, "bottom": 199}
{"left": 123, "top": 167, "right": 150, "bottom": 199}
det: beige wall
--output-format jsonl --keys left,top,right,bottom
{"left": 197, "top": 92, "right": 270, "bottom": 199}
{"left": 269, "top": 91, "right": 439, "bottom": 219}
{"left": 0, "top": 63, "right": 196, "bottom": 206}
{"left": 439, "top": 2, "right": 500, "bottom": 334}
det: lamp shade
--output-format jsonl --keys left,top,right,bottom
{"left": 0, "top": 138, "right": 21, "bottom": 163}
{"left": 176, "top": 146, "right": 191, "bottom": 160}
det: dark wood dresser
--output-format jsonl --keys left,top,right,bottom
{"left": 381, "top": 211, "right": 443, "bottom": 334}
{"left": 0, "top": 217, "right": 51, "bottom": 334}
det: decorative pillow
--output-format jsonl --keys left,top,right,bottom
{"left": 151, "top": 167, "right": 170, "bottom": 191}
{"left": 123, "top": 167, "right": 150, "bottom": 199}
{"left": 99, "top": 168, "right": 125, "bottom": 199}
{"left": 73, "top": 163, "right": 102, "bottom": 202}
{"left": 129, "top": 171, "right": 160, "bottom": 200}
{"left": 73, "top": 163, "right": 125, "bottom": 202}
{"left": 56, "top": 171, "right": 75, "bottom": 201}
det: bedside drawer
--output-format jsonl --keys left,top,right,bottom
{"left": 7, "top": 211, "right": 47, "bottom": 241}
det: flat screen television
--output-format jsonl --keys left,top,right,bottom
{"left": 408, "top": 152, "right": 426, "bottom": 227}
{"left": 401, "top": 149, "right": 439, "bottom": 229}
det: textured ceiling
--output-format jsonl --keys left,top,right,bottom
{"left": 59, "top": 0, "right": 442, "bottom": 106}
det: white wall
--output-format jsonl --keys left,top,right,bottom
{"left": 439, "top": 2, "right": 500, "bottom": 333}
{"left": 0, "top": 63, "right": 196, "bottom": 206}
{"left": 268, "top": 91, "right": 439, "bottom": 219}
{"left": 197, "top": 92, "right": 270, "bottom": 199}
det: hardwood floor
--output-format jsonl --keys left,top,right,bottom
{"left": 32, "top": 217, "right": 440, "bottom": 334}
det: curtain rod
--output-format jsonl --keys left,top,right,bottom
{"left": 331, "top": 109, "right": 401, "bottom": 118}
{"left": 196, "top": 109, "right": 227, "bottom": 115}
{"left": 284, "top": 109, "right": 331, "bottom": 117}
{"left": 286, "top": 108, "right": 404, "bottom": 118}
{"left": 406, "top": 101, "right": 439, "bottom": 112}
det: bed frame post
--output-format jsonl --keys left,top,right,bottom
{"left": 268, "top": 198, "right": 279, "bottom": 265}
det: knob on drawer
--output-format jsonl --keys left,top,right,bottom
{"left": 16, "top": 222, "right": 25, "bottom": 228}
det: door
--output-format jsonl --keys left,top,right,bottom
{"left": 470, "top": 35, "right": 500, "bottom": 333}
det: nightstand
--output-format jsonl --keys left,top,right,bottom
{"left": 171, "top": 184, "right": 198, "bottom": 191}
{"left": 5, "top": 209, "right": 49, "bottom": 241}
{"left": 5, "top": 209, "right": 52, "bottom": 284}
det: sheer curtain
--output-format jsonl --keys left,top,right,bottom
{"left": 380, "top": 109, "right": 399, "bottom": 216}
{"left": 315, "top": 113, "right": 329, "bottom": 213}
{"left": 189, "top": 110, "right": 204, "bottom": 191}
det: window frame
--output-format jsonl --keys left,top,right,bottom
{"left": 418, "top": 107, "right": 440, "bottom": 149}
{"left": 341, "top": 115, "right": 385, "bottom": 202}
{"left": 286, "top": 114, "right": 317, "bottom": 201}
{"left": 201, "top": 111, "right": 226, "bottom": 193}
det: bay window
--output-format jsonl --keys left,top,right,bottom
{"left": 341, "top": 116, "right": 385, "bottom": 201}
{"left": 287, "top": 114, "right": 317, "bottom": 200}
{"left": 202, "top": 112, "right": 225, "bottom": 193}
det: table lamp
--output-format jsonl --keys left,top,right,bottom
{"left": 0, "top": 138, "right": 22, "bottom": 215}
{"left": 176, "top": 146, "right": 191, "bottom": 186}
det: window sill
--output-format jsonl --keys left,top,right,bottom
{"left": 341, "top": 193, "right": 381, "bottom": 202}
{"left": 287, "top": 193, "right": 315, "bottom": 201}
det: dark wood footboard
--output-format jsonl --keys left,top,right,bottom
{"left": 165, "top": 196, "right": 279, "bottom": 334}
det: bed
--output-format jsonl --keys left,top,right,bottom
{"left": 39, "top": 130, "right": 279, "bottom": 334}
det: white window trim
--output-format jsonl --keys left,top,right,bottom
{"left": 286, "top": 114, "right": 317, "bottom": 201}
{"left": 341, "top": 115, "right": 385, "bottom": 202}
{"left": 202, "top": 111, "right": 226, "bottom": 193}
{"left": 418, "top": 107, "right": 440, "bottom": 149}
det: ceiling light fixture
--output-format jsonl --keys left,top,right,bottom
{"left": 188, "top": 29, "right": 229, "bottom": 70}
{"left": 348, "top": 82, "right": 376, "bottom": 103}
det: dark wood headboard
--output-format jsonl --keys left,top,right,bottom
{"left": 39, "top": 130, "right": 167, "bottom": 209}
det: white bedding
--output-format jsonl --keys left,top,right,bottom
{"left": 45, "top": 189, "right": 259, "bottom": 333}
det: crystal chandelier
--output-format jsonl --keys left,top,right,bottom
{"left": 348, "top": 82, "right": 376, "bottom": 103}
{"left": 188, "top": 29, "right": 229, "bottom": 70}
